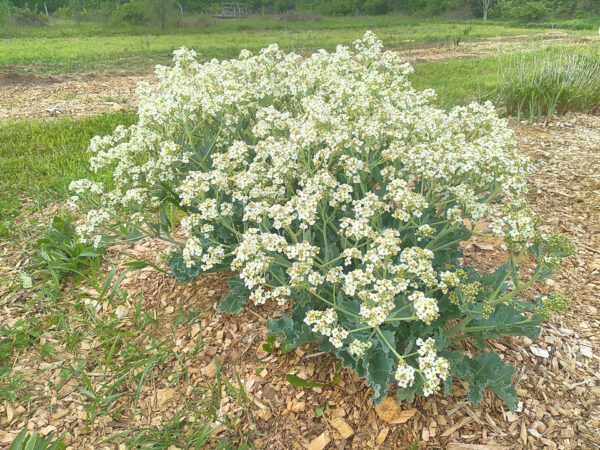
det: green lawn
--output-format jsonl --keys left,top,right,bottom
{"left": 0, "top": 15, "right": 579, "bottom": 72}
{"left": 0, "top": 112, "right": 137, "bottom": 236}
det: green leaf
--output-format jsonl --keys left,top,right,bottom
{"left": 285, "top": 374, "right": 324, "bottom": 388}
{"left": 397, "top": 383, "right": 418, "bottom": 404}
{"left": 444, "top": 350, "right": 518, "bottom": 411}
{"left": 218, "top": 293, "right": 246, "bottom": 314}
{"left": 168, "top": 252, "right": 202, "bottom": 283}
{"left": 8, "top": 429, "right": 28, "bottom": 450}
{"left": 218, "top": 276, "right": 250, "bottom": 314}
{"left": 467, "top": 303, "right": 542, "bottom": 340}
{"left": 266, "top": 303, "right": 314, "bottom": 348}
{"left": 364, "top": 344, "right": 394, "bottom": 404}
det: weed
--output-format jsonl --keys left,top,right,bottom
{"left": 30, "top": 214, "right": 104, "bottom": 290}
{"left": 0, "top": 369, "right": 28, "bottom": 404}
{"left": 0, "top": 316, "right": 44, "bottom": 365}
{"left": 407, "top": 440, "right": 420, "bottom": 450}
{"left": 105, "top": 357, "right": 259, "bottom": 448}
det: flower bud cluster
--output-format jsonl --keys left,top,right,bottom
{"left": 539, "top": 292, "right": 571, "bottom": 319}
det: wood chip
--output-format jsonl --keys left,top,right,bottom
{"left": 376, "top": 427, "right": 389, "bottom": 445}
{"left": 580, "top": 345, "right": 593, "bottom": 358}
{"left": 530, "top": 345, "right": 550, "bottom": 358}
{"left": 447, "top": 445, "right": 511, "bottom": 450}
{"left": 156, "top": 388, "right": 178, "bottom": 407}
{"left": 307, "top": 431, "right": 330, "bottom": 450}
{"left": 441, "top": 417, "right": 473, "bottom": 438}
{"left": 330, "top": 417, "right": 354, "bottom": 439}
{"left": 391, "top": 408, "right": 418, "bottom": 424}
{"left": 374, "top": 397, "right": 417, "bottom": 424}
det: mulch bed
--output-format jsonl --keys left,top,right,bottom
{"left": 0, "top": 113, "right": 598, "bottom": 449}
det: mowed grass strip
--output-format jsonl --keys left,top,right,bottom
{"left": 0, "top": 16, "right": 563, "bottom": 72}
{"left": 0, "top": 111, "right": 137, "bottom": 206}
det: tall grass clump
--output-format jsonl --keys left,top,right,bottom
{"left": 498, "top": 46, "right": 600, "bottom": 120}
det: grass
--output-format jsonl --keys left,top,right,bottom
{"left": 411, "top": 42, "right": 600, "bottom": 112}
{"left": 497, "top": 45, "right": 600, "bottom": 119}
{"left": 411, "top": 55, "right": 500, "bottom": 109}
{"left": 0, "top": 14, "right": 580, "bottom": 73}
{"left": 0, "top": 112, "right": 137, "bottom": 236}
{"left": 0, "top": 276, "right": 258, "bottom": 447}
{"left": 0, "top": 106, "right": 258, "bottom": 446}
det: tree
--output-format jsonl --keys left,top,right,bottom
{"left": 144, "top": 0, "right": 174, "bottom": 30}
{"left": 482, "top": 0, "right": 491, "bottom": 18}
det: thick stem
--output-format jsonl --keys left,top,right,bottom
{"left": 376, "top": 327, "right": 402, "bottom": 360}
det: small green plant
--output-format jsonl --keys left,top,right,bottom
{"left": 407, "top": 440, "right": 419, "bottom": 450}
{"left": 9, "top": 428, "right": 65, "bottom": 450}
{"left": 30, "top": 214, "right": 104, "bottom": 289}
{"left": 110, "top": 357, "right": 258, "bottom": 448}
{"left": 262, "top": 335, "right": 292, "bottom": 358}
{"left": 286, "top": 374, "right": 324, "bottom": 388}
{"left": 0, "top": 317, "right": 43, "bottom": 365}
{"left": 0, "top": 369, "right": 28, "bottom": 404}
{"left": 498, "top": 46, "right": 600, "bottom": 119}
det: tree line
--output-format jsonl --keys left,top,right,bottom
{"left": 2, "top": 0, "right": 599, "bottom": 23}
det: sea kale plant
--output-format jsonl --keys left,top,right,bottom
{"left": 69, "top": 32, "right": 574, "bottom": 408}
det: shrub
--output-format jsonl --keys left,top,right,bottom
{"left": 12, "top": 6, "right": 49, "bottom": 26}
{"left": 492, "top": 0, "right": 549, "bottom": 22}
{"left": 279, "top": 9, "right": 302, "bottom": 21}
{"left": 52, "top": 6, "right": 75, "bottom": 20}
{"left": 117, "top": 1, "right": 148, "bottom": 25}
{"left": 70, "top": 33, "right": 574, "bottom": 407}
{"left": 0, "top": 0, "right": 10, "bottom": 26}
{"left": 498, "top": 46, "right": 600, "bottom": 119}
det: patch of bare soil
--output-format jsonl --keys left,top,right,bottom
{"left": 397, "top": 32, "right": 600, "bottom": 64}
{"left": 0, "top": 71, "right": 60, "bottom": 87}
{"left": 0, "top": 71, "right": 155, "bottom": 121}
{"left": 0, "top": 115, "right": 598, "bottom": 449}
{"left": 3, "top": 33, "right": 600, "bottom": 122}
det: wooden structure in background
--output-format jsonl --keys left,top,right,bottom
{"left": 213, "top": 3, "right": 248, "bottom": 18}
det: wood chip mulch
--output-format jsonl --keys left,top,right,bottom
{"left": 0, "top": 113, "right": 598, "bottom": 449}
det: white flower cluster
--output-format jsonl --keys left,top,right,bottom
{"left": 69, "top": 32, "right": 542, "bottom": 399}
{"left": 304, "top": 308, "right": 349, "bottom": 348}
{"left": 348, "top": 339, "right": 373, "bottom": 358}
{"left": 395, "top": 338, "right": 449, "bottom": 394}
{"left": 416, "top": 338, "right": 450, "bottom": 396}
{"left": 395, "top": 360, "right": 416, "bottom": 389}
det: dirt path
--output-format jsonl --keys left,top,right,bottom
{"left": 0, "top": 71, "right": 156, "bottom": 121}
{"left": 0, "top": 113, "right": 598, "bottom": 448}
{"left": 2, "top": 32, "right": 598, "bottom": 122}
